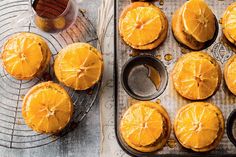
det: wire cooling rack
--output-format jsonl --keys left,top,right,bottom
{"left": 0, "top": 0, "right": 100, "bottom": 149}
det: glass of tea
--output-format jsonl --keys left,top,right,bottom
{"left": 13, "top": 0, "right": 80, "bottom": 33}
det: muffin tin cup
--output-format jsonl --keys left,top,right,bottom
{"left": 121, "top": 55, "right": 168, "bottom": 101}
{"left": 172, "top": 16, "right": 219, "bottom": 51}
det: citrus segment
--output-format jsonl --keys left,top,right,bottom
{"left": 222, "top": 3, "right": 236, "bottom": 43}
{"left": 121, "top": 104, "right": 163, "bottom": 147}
{"left": 119, "top": 2, "right": 168, "bottom": 50}
{"left": 131, "top": 6, "right": 168, "bottom": 50}
{"left": 22, "top": 81, "right": 73, "bottom": 133}
{"left": 120, "top": 101, "right": 171, "bottom": 152}
{"left": 1, "top": 33, "right": 51, "bottom": 80}
{"left": 120, "top": 6, "right": 162, "bottom": 46}
{"left": 174, "top": 102, "right": 224, "bottom": 152}
{"left": 224, "top": 55, "right": 236, "bottom": 95}
{"left": 175, "top": 103, "right": 219, "bottom": 148}
{"left": 2, "top": 35, "right": 43, "bottom": 78}
{"left": 172, "top": 52, "right": 221, "bottom": 100}
{"left": 172, "top": 7, "right": 205, "bottom": 50}
{"left": 54, "top": 43, "right": 103, "bottom": 90}
{"left": 182, "top": 0, "right": 215, "bottom": 42}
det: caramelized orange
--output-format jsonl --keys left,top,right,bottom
{"left": 120, "top": 101, "right": 171, "bottom": 152}
{"left": 172, "top": 0, "right": 216, "bottom": 50}
{"left": 174, "top": 102, "right": 224, "bottom": 152}
{"left": 172, "top": 52, "right": 221, "bottom": 100}
{"left": 224, "top": 55, "right": 236, "bottom": 95}
{"left": 120, "top": 7, "right": 162, "bottom": 46}
{"left": 22, "top": 81, "right": 73, "bottom": 133}
{"left": 222, "top": 2, "right": 236, "bottom": 45}
{"left": 54, "top": 43, "right": 103, "bottom": 90}
{"left": 182, "top": 0, "right": 216, "bottom": 42}
{"left": 119, "top": 2, "right": 168, "bottom": 50}
{"left": 1, "top": 32, "right": 51, "bottom": 80}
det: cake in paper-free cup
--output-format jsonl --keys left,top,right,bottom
{"left": 120, "top": 101, "right": 171, "bottom": 152}
{"left": 224, "top": 54, "right": 236, "bottom": 95}
{"left": 119, "top": 2, "right": 168, "bottom": 50}
{"left": 222, "top": 2, "right": 236, "bottom": 46}
{"left": 172, "top": 0, "right": 217, "bottom": 50}
{"left": 174, "top": 102, "right": 224, "bottom": 152}
{"left": 54, "top": 43, "right": 103, "bottom": 90}
{"left": 1, "top": 32, "right": 51, "bottom": 80}
{"left": 172, "top": 52, "right": 221, "bottom": 100}
{"left": 22, "top": 81, "right": 73, "bottom": 134}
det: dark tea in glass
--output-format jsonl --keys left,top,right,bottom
{"left": 31, "top": 0, "right": 78, "bottom": 33}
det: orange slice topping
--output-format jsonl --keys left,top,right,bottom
{"left": 22, "top": 81, "right": 73, "bottom": 133}
{"left": 172, "top": 52, "right": 220, "bottom": 100}
{"left": 120, "top": 102, "right": 163, "bottom": 147}
{"left": 182, "top": 0, "right": 215, "bottom": 42}
{"left": 54, "top": 43, "right": 103, "bottom": 90}
{"left": 175, "top": 102, "right": 220, "bottom": 149}
{"left": 1, "top": 34, "right": 44, "bottom": 79}
{"left": 120, "top": 6, "right": 162, "bottom": 46}
{"left": 224, "top": 55, "right": 236, "bottom": 95}
{"left": 222, "top": 2, "right": 236, "bottom": 42}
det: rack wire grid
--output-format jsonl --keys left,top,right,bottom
{"left": 0, "top": 0, "right": 100, "bottom": 149}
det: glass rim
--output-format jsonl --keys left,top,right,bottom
{"left": 29, "top": 0, "right": 74, "bottom": 20}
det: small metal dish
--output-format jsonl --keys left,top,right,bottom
{"left": 227, "top": 109, "right": 236, "bottom": 147}
{"left": 121, "top": 55, "right": 168, "bottom": 101}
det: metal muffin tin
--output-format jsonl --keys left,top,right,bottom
{"left": 114, "top": 0, "right": 236, "bottom": 156}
